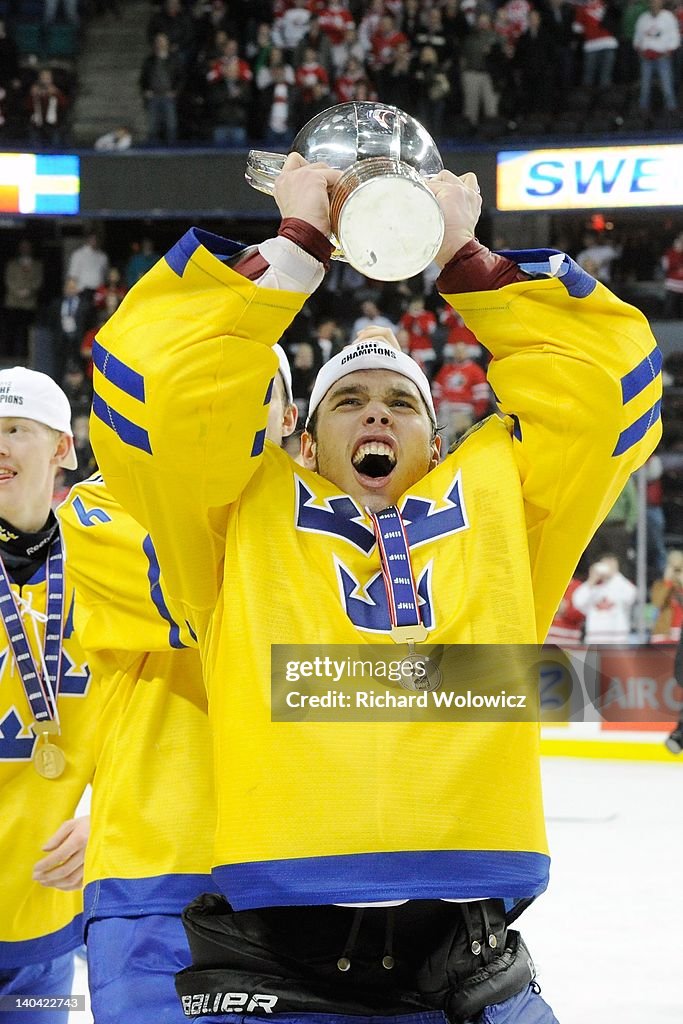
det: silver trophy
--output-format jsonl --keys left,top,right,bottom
{"left": 246, "top": 102, "right": 445, "bottom": 281}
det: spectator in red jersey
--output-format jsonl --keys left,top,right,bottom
{"left": 294, "top": 45, "right": 330, "bottom": 103}
{"left": 662, "top": 231, "right": 683, "bottom": 318}
{"left": 371, "top": 12, "right": 409, "bottom": 88}
{"left": 334, "top": 54, "right": 368, "bottom": 102}
{"left": 319, "top": 0, "right": 355, "bottom": 47}
{"left": 93, "top": 268, "right": 127, "bottom": 318}
{"left": 546, "top": 578, "right": 586, "bottom": 647}
{"left": 650, "top": 550, "right": 683, "bottom": 643}
{"left": 27, "top": 67, "right": 70, "bottom": 147}
{"left": 494, "top": 0, "right": 532, "bottom": 48}
{"left": 206, "top": 36, "right": 253, "bottom": 85}
{"left": 440, "top": 306, "right": 483, "bottom": 362}
{"left": 573, "top": 0, "right": 620, "bottom": 89}
{"left": 432, "top": 341, "right": 490, "bottom": 445}
{"left": 358, "top": 0, "right": 386, "bottom": 57}
{"left": 399, "top": 296, "right": 438, "bottom": 373}
{"left": 293, "top": 15, "right": 334, "bottom": 77}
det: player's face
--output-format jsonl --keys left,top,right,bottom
{"left": 266, "top": 374, "right": 297, "bottom": 445}
{"left": 0, "top": 418, "right": 69, "bottom": 531}
{"left": 301, "top": 369, "right": 440, "bottom": 513}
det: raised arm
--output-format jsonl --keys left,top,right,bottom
{"left": 429, "top": 171, "right": 662, "bottom": 640}
{"left": 90, "top": 156, "right": 341, "bottom": 631}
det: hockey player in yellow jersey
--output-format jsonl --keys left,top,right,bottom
{"left": 0, "top": 367, "right": 94, "bottom": 1024}
{"left": 90, "top": 157, "right": 662, "bottom": 1023}
{"left": 57, "top": 346, "right": 297, "bottom": 1024}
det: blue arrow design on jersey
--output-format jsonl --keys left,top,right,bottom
{"left": 63, "top": 591, "right": 75, "bottom": 639}
{"left": 401, "top": 471, "right": 468, "bottom": 549}
{"left": 336, "top": 559, "right": 433, "bottom": 633}
{"left": 59, "top": 649, "right": 90, "bottom": 696}
{"left": 0, "top": 707, "right": 35, "bottom": 760}
{"left": 296, "top": 478, "right": 376, "bottom": 553}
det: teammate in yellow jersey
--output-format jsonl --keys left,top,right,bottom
{"left": 57, "top": 346, "right": 297, "bottom": 1024}
{"left": 90, "top": 156, "right": 661, "bottom": 1024}
{"left": 0, "top": 367, "right": 94, "bottom": 1024}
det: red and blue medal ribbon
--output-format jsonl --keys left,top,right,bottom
{"left": 369, "top": 505, "right": 427, "bottom": 641}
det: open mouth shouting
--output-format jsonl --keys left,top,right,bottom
{"left": 351, "top": 437, "right": 397, "bottom": 488}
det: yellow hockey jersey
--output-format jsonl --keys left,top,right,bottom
{"left": 58, "top": 477, "right": 215, "bottom": 921}
{"left": 90, "top": 229, "right": 661, "bottom": 910}
{"left": 0, "top": 547, "right": 94, "bottom": 967}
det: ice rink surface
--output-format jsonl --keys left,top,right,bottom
{"left": 69, "top": 755, "right": 683, "bottom": 1024}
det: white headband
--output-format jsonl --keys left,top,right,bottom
{"left": 0, "top": 366, "right": 77, "bottom": 470}
{"left": 306, "top": 340, "right": 436, "bottom": 427}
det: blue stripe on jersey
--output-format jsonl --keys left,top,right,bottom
{"left": 613, "top": 399, "right": 662, "bottom": 457}
{"left": 92, "top": 338, "right": 146, "bottom": 403}
{"left": 620, "top": 346, "right": 662, "bottom": 405}
{"left": 264, "top": 377, "right": 274, "bottom": 405}
{"left": 83, "top": 873, "right": 217, "bottom": 921}
{"left": 0, "top": 914, "right": 83, "bottom": 968}
{"left": 142, "top": 534, "right": 186, "bottom": 649}
{"left": 92, "top": 392, "right": 152, "bottom": 455}
{"left": 251, "top": 428, "right": 266, "bottom": 457}
{"left": 214, "top": 849, "right": 550, "bottom": 911}
{"left": 164, "top": 228, "right": 247, "bottom": 277}
{"left": 497, "top": 248, "right": 596, "bottom": 298}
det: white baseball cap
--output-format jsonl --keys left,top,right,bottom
{"left": 306, "top": 339, "right": 436, "bottom": 427}
{"left": 273, "top": 343, "right": 293, "bottom": 405}
{"left": 0, "top": 367, "right": 77, "bottom": 470}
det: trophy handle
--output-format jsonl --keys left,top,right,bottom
{"left": 245, "top": 151, "right": 287, "bottom": 195}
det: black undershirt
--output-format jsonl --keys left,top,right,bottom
{"left": 0, "top": 511, "right": 59, "bottom": 586}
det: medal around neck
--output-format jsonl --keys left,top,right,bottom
{"left": 398, "top": 651, "right": 442, "bottom": 692}
{"left": 246, "top": 101, "right": 445, "bottom": 281}
{"left": 33, "top": 739, "right": 66, "bottom": 779}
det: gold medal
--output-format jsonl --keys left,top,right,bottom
{"left": 398, "top": 652, "right": 442, "bottom": 692}
{"left": 33, "top": 740, "right": 66, "bottom": 779}
{"left": 32, "top": 719, "right": 59, "bottom": 735}
{"left": 390, "top": 624, "right": 428, "bottom": 643}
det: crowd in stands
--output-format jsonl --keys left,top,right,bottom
{"left": 1, "top": 211, "right": 681, "bottom": 646}
{"left": 1, "top": 0, "right": 683, "bottom": 147}
{"left": 132, "top": 0, "right": 683, "bottom": 144}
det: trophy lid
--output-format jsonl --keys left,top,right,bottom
{"left": 291, "top": 102, "right": 444, "bottom": 177}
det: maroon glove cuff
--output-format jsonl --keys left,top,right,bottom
{"left": 436, "top": 239, "right": 528, "bottom": 294}
{"left": 278, "top": 218, "right": 334, "bottom": 271}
